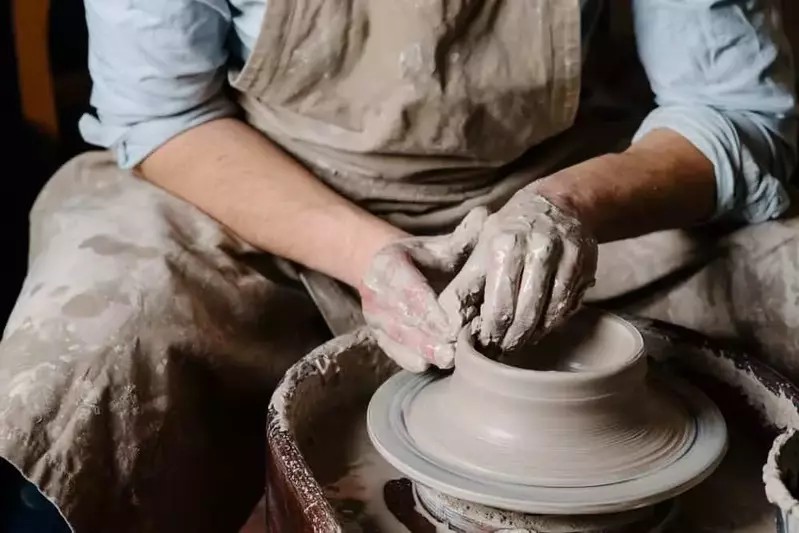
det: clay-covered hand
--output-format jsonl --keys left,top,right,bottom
{"left": 360, "top": 209, "right": 488, "bottom": 372}
{"left": 439, "top": 189, "right": 597, "bottom": 353}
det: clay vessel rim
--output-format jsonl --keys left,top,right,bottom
{"left": 456, "top": 312, "right": 645, "bottom": 385}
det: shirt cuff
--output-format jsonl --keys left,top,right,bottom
{"left": 79, "top": 94, "right": 237, "bottom": 169}
{"left": 633, "top": 105, "right": 792, "bottom": 224}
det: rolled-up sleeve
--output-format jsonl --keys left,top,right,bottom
{"left": 632, "top": 0, "right": 798, "bottom": 223}
{"left": 79, "top": 0, "right": 236, "bottom": 169}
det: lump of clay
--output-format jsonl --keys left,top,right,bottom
{"left": 406, "top": 311, "right": 693, "bottom": 487}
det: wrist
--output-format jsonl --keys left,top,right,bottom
{"left": 334, "top": 207, "right": 408, "bottom": 288}
{"left": 529, "top": 174, "right": 597, "bottom": 234}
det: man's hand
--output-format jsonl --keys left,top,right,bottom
{"left": 432, "top": 128, "right": 716, "bottom": 357}
{"left": 440, "top": 190, "right": 597, "bottom": 354}
{"left": 360, "top": 209, "right": 488, "bottom": 372}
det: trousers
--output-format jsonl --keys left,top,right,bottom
{"left": 0, "top": 152, "right": 329, "bottom": 532}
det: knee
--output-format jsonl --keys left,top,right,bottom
{"left": 30, "top": 152, "right": 121, "bottom": 220}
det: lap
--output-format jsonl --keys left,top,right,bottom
{"left": 0, "top": 152, "right": 329, "bottom": 532}
{"left": 589, "top": 216, "right": 799, "bottom": 381}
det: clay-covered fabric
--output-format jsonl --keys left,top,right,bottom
{"left": 588, "top": 210, "right": 799, "bottom": 382}
{"left": 231, "top": 0, "right": 582, "bottom": 233}
{"left": 0, "top": 153, "right": 329, "bottom": 531}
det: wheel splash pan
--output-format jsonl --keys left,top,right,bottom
{"left": 266, "top": 318, "right": 799, "bottom": 532}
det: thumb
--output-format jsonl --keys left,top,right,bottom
{"left": 372, "top": 329, "right": 432, "bottom": 373}
{"left": 407, "top": 207, "right": 489, "bottom": 272}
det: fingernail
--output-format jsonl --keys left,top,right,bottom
{"left": 479, "top": 321, "right": 494, "bottom": 347}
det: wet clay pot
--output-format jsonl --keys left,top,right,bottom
{"left": 404, "top": 312, "right": 700, "bottom": 488}
{"left": 367, "top": 311, "right": 727, "bottom": 514}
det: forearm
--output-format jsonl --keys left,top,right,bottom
{"left": 532, "top": 129, "right": 716, "bottom": 242}
{"left": 139, "top": 118, "right": 406, "bottom": 287}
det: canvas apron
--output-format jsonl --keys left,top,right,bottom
{"left": 0, "top": 1, "right": 589, "bottom": 531}
{"left": 230, "top": 0, "right": 582, "bottom": 234}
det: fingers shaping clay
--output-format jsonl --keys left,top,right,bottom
{"left": 367, "top": 310, "right": 728, "bottom": 514}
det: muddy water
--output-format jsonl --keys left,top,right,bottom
{"left": 301, "top": 404, "right": 410, "bottom": 532}
{"left": 669, "top": 422, "right": 776, "bottom": 532}
{"left": 297, "top": 402, "right": 778, "bottom": 533}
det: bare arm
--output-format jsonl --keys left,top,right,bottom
{"left": 538, "top": 0, "right": 796, "bottom": 243}
{"left": 434, "top": 129, "right": 717, "bottom": 357}
{"left": 139, "top": 118, "right": 406, "bottom": 287}
{"left": 533, "top": 129, "right": 716, "bottom": 243}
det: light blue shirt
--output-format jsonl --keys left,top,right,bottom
{"left": 79, "top": 0, "right": 797, "bottom": 223}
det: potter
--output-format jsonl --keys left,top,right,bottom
{"left": 2, "top": 0, "right": 797, "bottom": 530}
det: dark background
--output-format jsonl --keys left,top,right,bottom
{"left": 1, "top": 0, "right": 89, "bottom": 327}
{"left": 1, "top": 3, "right": 27, "bottom": 327}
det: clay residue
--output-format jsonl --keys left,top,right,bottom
{"left": 764, "top": 430, "right": 799, "bottom": 520}
{"left": 79, "top": 235, "right": 160, "bottom": 259}
{"left": 269, "top": 328, "right": 394, "bottom": 433}
{"left": 413, "top": 483, "right": 668, "bottom": 532}
{"left": 644, "top": 329, "right": 799, "bottom": 432}
{"left": 438, "top": 194, "right": 597, "bottom": 356}
{"left": 383, "top": 480, "right": 436, "bottom": 533}
{"left": 300, "top": 403, "right": 409, "bottom": 533}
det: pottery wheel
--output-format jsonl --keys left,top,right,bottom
{"left": 367, "top": 311, "right": 728, "bottom": 515}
